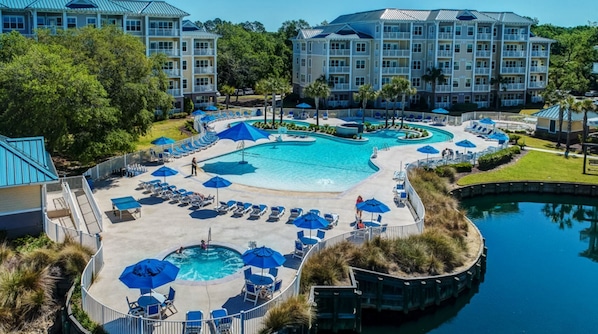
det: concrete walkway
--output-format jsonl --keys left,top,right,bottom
{"left": 88, "top": 117, "right": 497, "bottom": 320}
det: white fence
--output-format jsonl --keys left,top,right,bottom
{"left": 44, "top": 214, "right": 101, "bottom": 253}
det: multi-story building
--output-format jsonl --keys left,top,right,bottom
{"left": 292, "top": 9, "right": 553, "bottom": 109}
{"left": 0, "top": 0, "right": 218, "bottom": 111}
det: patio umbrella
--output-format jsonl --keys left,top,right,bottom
{"left": 356, "top": 198, "right": 390, "bottom": 222}
{"left": 417, "top": 145, "right": 440, "bottom": 163}
{"left": 192, "top": 110, "right": 206, "bottom": 117}
{"left": 587, "top": 117, "right": 598, "bottom": 127}
{"left": 455, "top": 139, "right": 477, "bottom": 149}
{"left": 488, "top": 133, "right": 509, "bottom": 143}
{"left": 151, "top": 136, "right": 175, "bottom": 146}
{"left": 242, "top": 246, "right": 286, "bottom": 275}
{"left": 119, "top": 258, "right": 179, "bottom": 290}
{"left": 432, "top": 108, "right": 449, "bottom": 114}
{"left": 296, "top": 102, "right": 312, "bottom": 109}
{"left": 217, "top": 122, "right": 270, "bottom": 164}
{"left": 201, "top": 115, "right": 216, "bottom": 122}
{"left": 202, "top": 176, "right": 231, "bottom": 205}
{"left": 479, "top": 118, "right": 495, "bottom": 125}
{"left": 204, "top": 105, "right": 218, "bottom": 111}
{"left": 151, "top": 165, "right": 178, "bottom": 183}
{"left": 293, "top": 212, "right": 330, "bottom": 238}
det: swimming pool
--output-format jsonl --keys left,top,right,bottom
{"left": 163, "top": 245, "right": 244, "bottom": 281}
{"left": 201, "top": 126, "right": 453, "bottom": 192}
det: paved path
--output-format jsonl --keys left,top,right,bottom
{"left": 88, "top": 117, "right": 497, "bottom": 320}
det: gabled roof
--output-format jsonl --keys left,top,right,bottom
{"left": 0, "top": 0, "right": 188, "bottom": 17}
{"left": 532, "top": 105, "right": 598, "bottom": 121}
{"left": 296, "top": 24, "right": 372, "bottom": 40}
{"left": 181, "top": 20, "right": 219, "bottom": 38}
{"left": 0, "top": 135, "right": 59, "bottom": 188}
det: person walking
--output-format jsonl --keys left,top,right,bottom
{"left": 191, "top": 157, "right": 198, "bottom": 176}
{"left": 356, "top": 195, "right": 364, "bottom": 219}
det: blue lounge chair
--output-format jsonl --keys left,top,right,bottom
{"left": 184, "top": 310, "right": 203, "bottom": 334}
{"left": 210, "top": 308, "right": 232, "bottom": 334}
{"left": 288, "top": 208, "right": 303, "bottom": 222}
{"left": 217, "top": 200, "right": 237, "bottom": 214}
{"left": 288, "top": 111, "right": 294, "bottom": 118}
{"left": 324, "top": 213, "right": 339, "bottom": 228}
{"left": 233, "top": 202, "right": 252, "bottom": 216}
{"left": 309, "top": 209, "right": 320, "bottom": 216}
{"left": 268, "top": 206, "right": 285, "bottom": 221}
{"left": 249, "top": 204, "right": 268, "bottom": 218}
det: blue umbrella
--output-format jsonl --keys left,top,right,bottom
{"left": 488, "top": 133, "right": 509, "bottom": 143}
{"left": 479, "top": 118, "right": 495, "bottom": 125}
{"left": 201, "top": 115, "right": 216, "bottom": 122}
{"left": 432, "top": 108, "right": 449, "bottom": 114}
{"left": 204, "top": 105, "right": 218, "bottom": 111}
{"left": 455, "top": 139, "right": 477, "bottom": 149}
{"left": 242, "top": 246, "right": 286, "bottom": 275}
{"left": 356, "top": 198, "right": 390, "bottom": 222}
{"left": 202, "top": 176, "right": 232, "bottom": 204}
{"left": 296, "top": 102, "right": 312, "bottom": 109}
{"left": 151, "top": 136, "right": 175, "bottom": 145}
{"left": 151, "top": 165, "right": 178, "bottom": 183}
{"left": 217, "top": 122, "right": 271, "bottom": 163}
{"left": 293, "top": 212, "right": 330, "bottom": 237}
{"left": 119, "top": 258, "right": 179, "bottom": 290}
{"left": 192, "top": 110, "right": 206, "bottom": 117}
{"left": 417, "top": 145, "right": 440, "bottom": 163}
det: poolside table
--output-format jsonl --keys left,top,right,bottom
{"left": 299, "top": 236, "right": 321, "bottom": 246}
{"left": 363, "top": 221, "right": 381, "bottom": 228}
{"left": 137, "top": 293, "right": 166, "bottom": 310}
{"left": 110, "top": 196, "right": 142, "bottom": 220}
{"left": 249, "top": 273, "right": 275, "bottom": 286}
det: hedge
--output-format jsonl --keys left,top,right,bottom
{"left": 477, "top": 146, "right": 521, "bottom": 171}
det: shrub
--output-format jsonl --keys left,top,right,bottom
{"left": 435, "top": 166, "right": 456, "bottom": 182}
{"left": 477, "top": 146, "right": 521, "bottom": 171}
{"left": 170, "top": 112, "right": 187, "bottom": 119}
{"left": 449, "top": 162, "right": 473, "bottom": 173}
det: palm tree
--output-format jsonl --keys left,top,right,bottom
{"left": 220, "top": 85, "right": 235, "bottom": 111}
{"left": 391, "top": 77, "right": 416, "bottom": 128}
{"left": 304, "top": 80, "right": 331, "bottom": 127}
{"left": 353, "top": 84, "right": 376, "bottom": 124}
{"left": 565, "top": 95, "right": 579, "bottom": 154}
{"left": 272, "top": 77, "right": 292, "bottom": 123}
{"left": 379, "top": 84, "right": 395, "bottom": 128}
{"left": 578, "top": 98, "right": 597, "bottom": 144}
{"left": 542, "top": 87, "right": 566, "bottom": 148}
{"left": 490, "top": 75, "right": 509, "bottom": 110}
{"left": 255, "top": 79, "right": 272, "bottom": 123}
{"left": 422, "top": 67, "right": 445, "bottom": 110}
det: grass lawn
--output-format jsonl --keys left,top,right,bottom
{"left": 519, "top": 108, "right": 541, "bottom": 116}
{"left": 516, "top": 135, "right": 563, "bottom": 151}
{"left": 135, "top": 119, "right": 191, "bottom": 150}
{"left": 457, "top": 150, "right": 598, "bottom": 186}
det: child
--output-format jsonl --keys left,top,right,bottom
{"left": 201, "top": 240, "right": 207, "bottom": 250}
{"left": 357, "top": 219, "right": 365, "bottom": 230}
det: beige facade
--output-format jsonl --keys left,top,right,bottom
{"left": 292, "top": 9, "right": 553, "bottom": 110}
{"left": 0, "top": 185, "right": 42, "bottom": 214}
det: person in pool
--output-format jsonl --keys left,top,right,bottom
{"left": 176, "top": 246, "right": 184, "bottom": 254}
{"left": 201, "top": 240, "right": 207, "bottom": 250}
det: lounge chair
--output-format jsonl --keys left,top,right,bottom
{"left": 184, "top": 310, "right": 203, "bottom": 334}
{"left": 374, "top": 112, "right": 382, "bottom": 119}
{"left": 322, "top": 112, "right": 329, "bottom": 120}
{"left": 288, "top": 208, "right": 303, "bottom": 222}
{"left": 210, "top": 308, "right": 232, "bottom": 334}
{"left": 233, "top": 202, "right": 253, "bottom": 216}
{"left": 324, "top": 213, "right": 339, "bottom": 228}
{"left": 191, "top": 195, "right": 214, "bottom": 208}
{"left": 249, "top": 204, "right": 268, "bottom": 218}
{"left": 268, "top": 206, "right": 285, "bottom": 221}
{"left": 179, "top": 191, "right": 196, "bottom": 205}
{"left": 217, "top": 200, "right": 237, "bottom": 214}
{"left": 309, "top": 209, "right": 320, "bottom": 216}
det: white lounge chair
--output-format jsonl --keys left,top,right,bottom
{"left": 249, "top": 204, "right": 268, "bottom": 218}
{"left": 324, "top": 213, "right": 339, "bottom": 229}
{"left": 268, "top": 206, "right": 286, "bottom": 221}
{"left": 217, "top": 200, "right": 237, "bottom": 214}
{"left": 191, "top": 195, "right": 214, "bottom": 208}
{"left": 233, "top": 202, "right": 252, "bottom": 216}
{"left": 288, "top": 208, "right": 303, "bottom": 222}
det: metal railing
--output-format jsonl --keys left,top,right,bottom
{"left": 62, "top": 182, "right": 85, "bottom": 233}
{"left": 44, "top": 214, "right": 100, "bottom": 253}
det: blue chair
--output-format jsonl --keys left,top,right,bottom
{"left": 267, "top": 279, "right": 283, "bottom": 299}
{"left": 293, "top": 240, "right": 305, "bottom": 259}
{"left": 243, "top": 282, "right": 259, "bottom": 305}
{"left": 268, "top": 267, "right": 278, "bottom": 278}
{"left": 161, "top": 287, "right": 177, "bottom": 315}
{"left": 316, "top": 230, "right": 325, "bottom": 240}
{"left": 184, "top": 310, "right": 203, "bottom": 334}
{"left": 145, "top": 303, "right": 162, "bottom": 320}
{"left": 210, "top": 308, "right": 232, "bottom": 333}
{"left": 297, "top": 230, "right": 305, "bottom": 240}
{"left": 140, "top": 288, "right": 151, "bottom": 295}
{"left": 244, "top": 267, "right": 252, "bottom": 281}
{"left": 309, "top": 209, "right": 320, "bottom": 216}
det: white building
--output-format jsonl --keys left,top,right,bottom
{"left": 292, "top": 9, "right": 553, "bottom": 109}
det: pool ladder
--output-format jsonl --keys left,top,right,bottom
{"left": 382, "top": 143, "right": 390, "bottom": 151}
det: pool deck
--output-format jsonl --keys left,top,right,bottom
{"left": 88, "top": 117, "right": 496, "bottom": 320}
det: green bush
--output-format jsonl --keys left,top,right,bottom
{"left": 170, "top": 112, "right": 187, "bottom": 119}
{"left": 477, "top": 146, "right": 521, "bottom": 171}
{"left": 449, "top": 162, "right": 473, "bottom": 173}
{"left": 435, "top": 166, "right": 457, "bottom": 183}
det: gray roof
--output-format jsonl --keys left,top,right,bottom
{"left": 530, "top": 36, "right": 555, "bottom": 43}
{"left": 532, "top": 104, "right": 598, "bottom": 121}
{"left": 0, "top": 0, "right": 188, "bottom": 17}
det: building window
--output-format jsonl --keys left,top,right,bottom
{"left": 455, "top": 44, "right": 461, "bottom": 53}
{"left": 182, "top": 61, "right": 187, "bottom": 70}
{"left": 467, "top": 44, "right": 473, "bottom": 53}
{"left": 182, "top": 79, "right": 187, "bottom": 89}
{"left": 300, "top": 74, "right": 305, "bottom": 83}
{"left": 492, "top": 61, "right": 496, "bottom": 69}
{"left": 412, "top": 60, "right": 421, "bottom": 70}
{"left": 355, "top": 77, "right": 365, "bottom": 86}
{"left": 182, "top": 42, "right": 187, "bottom": 52}
{"left": 412, "top": 78, "right": 421, "bottom": 87}
{"left": 464, "top": 95, "right": 471, "bottom": 103}
{"left": 466, "top": 62, "right": 472, "bottom": 70}
{"left": 413, "top": 26, "right": 423, "bottom": 36}
{"left": 453, "top": 61, "right": 459, "bottom": 71}
{"left": 3, "top": 16, "right": 25, "bottom": 30}
{"left": 492, "top": 44, "right": 496, "bottom": 53}
{"left": 301, "top": 43, "right": 306, "bottom": 51}
{"left": 308, "top": 59, "right": 311, "bottom": 67}
{"left": 126, "top": 19, "right": 142, "bottom": 32}
{"left": 301, "top": 59, "right": 305, "bottom": 67}
{"left": 356, "top": 60, "right": 365, "bottom": 69}
{"left": 67, "top": 17, "right": 77, "bottom": 28}
{"left": 356, "top": 43, "right": 366, "bottom": 52}
{"left": 467, "top": 26, "right": 474, "bottom": 36}
{"left": 86, "top": 17, "right": 96, "bottom": 28}
{"left": 37, "top": 17, "right": 45, "bottom": 27}
{"left": 412, "top": 43, "right": 422, "bottom": 52}
{"left": 465, "top": 79, "right": 471, "bottom": 87}
{"left": 455, "top": 26, "right": 461, "bottom": 36}
{"left": 453, "top": 80, "right": 459, "bottom": 88}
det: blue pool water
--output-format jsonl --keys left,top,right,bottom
{"left": 202, "top": 126, "right": 452, "bottom": 192}
{"left": 363, "top": 194, "right": 598, "bottom": 333}
{"left": 163, "top": 245, "right": 244, "bottom": 281}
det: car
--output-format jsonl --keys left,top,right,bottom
{"left": 243, "top": 88, "right": 254, "bottom": 95}
{"left": 234, "top": 89, "right": 244, "bottom": 96}
{"left": 585, "top": 90, "right": 598, "bottom": 97}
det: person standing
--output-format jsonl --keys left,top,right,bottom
{"left": 356, "top": 195, "right": 364, "bottom": 219}
{"left": 191, "top": 157, "right": 198, "bottom": 176}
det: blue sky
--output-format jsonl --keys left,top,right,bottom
{"left": 173, "top": 0, "right": 597, "bottom": 32}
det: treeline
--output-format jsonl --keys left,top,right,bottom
{"left": 0, "top": 27, "right": 172, "bottom": 163}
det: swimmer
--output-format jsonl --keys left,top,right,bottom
{"left": 201, "top": 240, "right": 207, "bottom": 250}
{"left": 176, "top": 246, "right": 184, "bottom": 254}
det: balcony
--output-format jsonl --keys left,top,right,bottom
{"left": 474, "top": 85, "right": 490, "bottom": 92}
{"left": 435, "top": 85, "right": 451, "bottom": 93}
{"left": 148, "top": 28, "right": 179, "bottom": 36}
{"left": 434, "top": 102, "right": 451, "bottom": 108}
{"left": 505, "top": 83, "right": 525, "bottom": 90}
{"left": 331, "top": 83, "right": 350, "bottom": 91}
{"left": 502, "top": 50, "right": 526, "bottom": 58}
{"left": 503, "top": 99, "right": 524, "bottom": 106}
{"left": 194, "top": 84, "right": 214, "bottom": 93}
{"left": 328, "top": 66, "right": 350, "bottom": 73}
{"left": 528, "top": 81, "right": 546, "bottom": 88}
{"left": 149, "top": 49, "right": 179, "bottom": 56}
{"left": 438, "top": 32, "right": 453, "bottom": 39}
{"left": 167, "top": 88, "right": 181, "bottom": 96}
{"left": 501, "top": 67, "right": 526, "bottom": 74}
{"left": 383, "top": 49, "right": 410, "bottom": 57}
{"left": 474, "top": 67, "right": 491, "bottom": 75}
{"left": 383, "top": 32, "right": 410, "bottom": 39}
{"left": 476, "top": 33, "right": 492, "bottom": 40}
{"left": 194, "top": 48, "right": 215, "bottom": 56}
{"left": 328, "top": 100, "right": 350, "bottom": 108}
{"left": 530, "top": 66, "right": 547, "bottom": 72}
{"left": 531, "top": 96, "right": 544, "bottom": 103}
{"left": 437, "top": 50, "right": 453, "bottom": 58}
{"left": 476, "top": 101, "right": 490, "bottom": 108}
{"left": 531, "top": 51, "right": 549, "bottom": 57}
{"left": 475, "top": 50, "right": 491, "bottom": 58}
{"left": 194, "top": 66, "right": 214, "bottom": 74}
{"left": 329, "top": 49, "right": 350, "bottom": 56}
{"left": 381, "top": 67, "right": 410, "bottom": 75}
{"left": 163, "top": 69, "right": 180, "bottom": 77}
{"left": 503, "top": 34, "right": 527, "bottom": 41}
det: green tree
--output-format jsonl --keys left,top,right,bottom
{"left": 353, "top": 84, "right": 376, "bottom": 124}
{"left": 255, "top": 78, "right": 272, "bottom": 123}
{"left": 490, "top": 75, "right": 509, "bottom": 110}
{"left": 391, "top": 77, "right": 416, "bottom": 128}
{"left": 578, "top": 98, "right": 598, "bottom": 143}
{"left": 304, "top": 80, "right": 331, "bottom": 127}
{"left": 220, "top": 84, "right": 235, "bottom": 110}
{"left": 183, "top": 97, "right": 194, "bottom": 115}
{"left": 379, "top": 84, "right": 396, "bottom": 127}
{"left": 564, "top": 95, "right": 579, "bottom": 153}
{"left": 272, "top": 77, "right": 292, "bottom": 123}
{"left": 422, "top": 67, "right": 445, "bottom": 110}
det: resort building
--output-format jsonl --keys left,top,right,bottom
{"left": 0, "top": 0, "right": 218, "bottom": 111}
{"left": 292, "top": 9, "right": 553, "bottom": 109}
